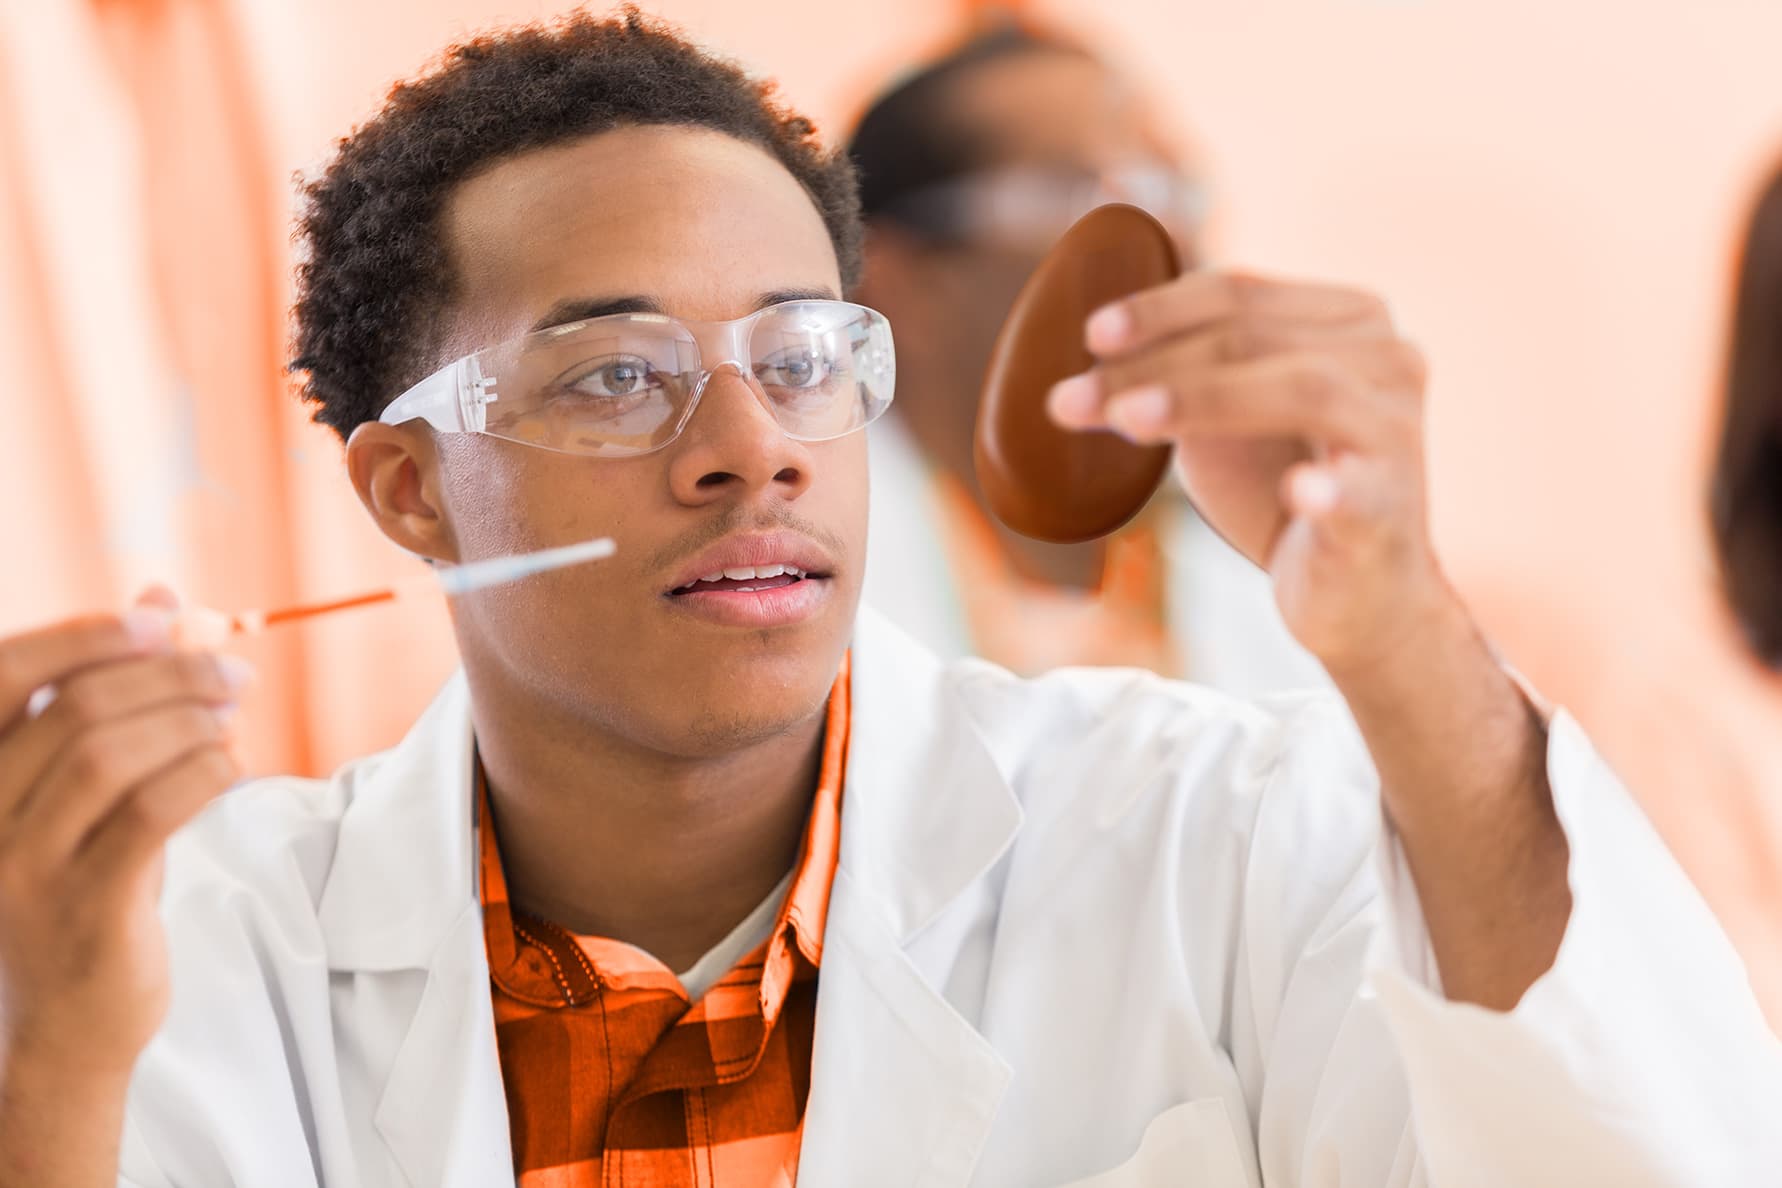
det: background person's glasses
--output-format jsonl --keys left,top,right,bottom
{"left": 378, "top": 300, "right": 897, "bottom": 458}
{"left": 879, "top": 161, "right": 1208, "bottom": 252}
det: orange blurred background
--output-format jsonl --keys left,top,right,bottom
{"left": 3, "top": 0, "right": 1779, "bottom": 856}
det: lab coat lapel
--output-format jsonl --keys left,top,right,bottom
{"left": 799, "top": 868, "right": 1014, "bottom": 1186}
{"left": 796, "top": 611, "right": 1021, "bottom": 1185}
{"left": 372, "top": 904, "right": 515, "bottom": 1187}
{"left": 313, "top": 674, "right": 516, "bottom": 1185}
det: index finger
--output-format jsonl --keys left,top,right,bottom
{"left": 1086, "top": 271, "right": 1388, "bottom": 357}
{"left": 0, "top": 611, "right": 173, "bottom": 731}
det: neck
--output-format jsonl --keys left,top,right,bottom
{"left": 469, "top": 680, "right": 826, "bottom": 973}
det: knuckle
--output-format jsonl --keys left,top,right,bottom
{"left": 113, "top": 789, "right": 168, "bottom": 837}
{"left": 1293, "top": 360, "right": 1343, "bottom": 408}
{"left": 1393, "top": 340, "right": 1430, "bottom": 392}
{"left": 134, "top": 787, "right": 185, "bottom": 833}
{"left": 1125, "top": 289, "right": 1162, "bottom": 335}
{"left": 178, "top": 650, "right": 223, "bottom": 695}
{"left": 1356, "top": 291, "right": 1392, "bottom": 324}
{"left": 53, "top": 680, "right": 109, "bottom": 730}
{"left": 176, "top": 705, "right": 225, "bottom": 746}
{"left": 1385, "top": 399, "right": 1424, "bottom": 445}
{"left": 66, "top": 736, "right": 125, "bottom": 792}
{"left": 138, "top": 748, "right": 237, "bottom": 832}
{"left": 1198, "top": 375, "right": 1237, "bottom": 419}
{"left": 1223, "top": 272, "right": 1265, "bottom": 310}
{"left": 1218, "top": 319, "right": 1264, "bottom": 363}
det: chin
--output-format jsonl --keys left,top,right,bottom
{"left": 588, "top": 610, "right": 846, "bottom": 758}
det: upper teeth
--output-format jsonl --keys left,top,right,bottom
{"left": 696, "top": 564, "right": 804, "bottom": 583}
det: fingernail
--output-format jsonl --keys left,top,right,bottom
{"left": 1086, "top": 303, "right": 1133, "bottom": 353}
{"left": 123, "top": 608, "right": 173, "bottom": 650}
{"left": 1292, "top": 468, "right": 1341, "bottom": 514}
{"left": 216, "top": 655, "right": 257, "bottom": 692}
{"left": 1047, "top": 373, "right": 1102, "bottom": 424}
{"left": 214, "top": 704, "right": 240, "bottom": 732}
{"left": 1106, "top": 386, "right": 1172, "bottom": 434}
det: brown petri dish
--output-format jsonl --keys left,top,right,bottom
{"left": 975, "top": 203, "right": 1179, "bottom": 544}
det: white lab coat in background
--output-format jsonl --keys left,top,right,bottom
{"left": 121, "top": 609, "right": 1778, "bottom": 1187}
{"left": 864, "top": 414, "right": 1329, "bottom": 696}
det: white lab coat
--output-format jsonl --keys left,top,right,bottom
{"left": 121, "top": 609, "right": 1780, "bottom": 1187}
{"left": 864, "top": 413, "right": 1329, "bottom": 695}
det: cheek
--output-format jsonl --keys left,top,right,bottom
{"left": 440, "top": 438, "right": 653, "bottom": 556}
{"left": 809, "top": 436, "right": 870, "bottom": 558}
{"left": 438, "top": 444, "right": 666, "bottom": 663}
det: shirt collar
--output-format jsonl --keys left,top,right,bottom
{"left": 475, "top": 652, "right": 852, "bottom": 1007}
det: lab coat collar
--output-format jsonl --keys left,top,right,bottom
{"left": 317, "top": 607, "right": 1025, "bottom": 972}
{"left": 316, "top": 671, "right": 478, "bottom": 972}
{"left": 841, "top": 607, "right": 1025, "bottom": 942}
{"left": 803, "top": 608, "right": 1023, "bottom": 1183}
{"left": 314, "top": 607, "right": 1022, "bottom": 1185}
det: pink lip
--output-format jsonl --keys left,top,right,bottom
{"left": 667, "top": 578, "right": 831, "bottom": 629}
{"left": 662, "top": 532, "right": 836, "bottom": 630}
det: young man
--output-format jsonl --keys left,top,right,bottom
{"left": 0, "top": 11, "right": 1774, "bottom": 1187}
{"left": 849, "top": 24, "right": 1324, "bottom": 693}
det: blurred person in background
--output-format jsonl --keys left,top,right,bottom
{"left": 1712, "top": 163, "right": 1782, "bottom": 671}
{"left": 848, "top": 22, "right": 1324, "bottom": 692}
{"left": 1705, "top": 160, "right": 1782, "bottom": 1026}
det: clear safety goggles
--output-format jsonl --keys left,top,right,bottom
{"left": 880, "top": 161, "right": 1208, "bottom": 251}
{"left": 378, "top": 299, "right": 896, "bottom": 458}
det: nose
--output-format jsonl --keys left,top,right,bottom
{"left": 666, "top": 365, "right": 814, "bottom": 507}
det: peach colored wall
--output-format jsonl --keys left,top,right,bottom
{"left": 4, "top": 0, "right": 1780, "bottom": 812}
{"left": 1027, "top": 0, "right": 1782, "bottom": 819}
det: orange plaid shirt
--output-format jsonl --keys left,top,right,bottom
{"left": 477, "top": 656, "right": 850, "bottom": 1187}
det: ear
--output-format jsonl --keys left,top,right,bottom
{"left": 345, "top": 422, "right": 459, "bottom": 564}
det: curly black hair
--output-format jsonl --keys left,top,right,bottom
{"left": 290, "top": 7, "right": 863, "bottom": 441}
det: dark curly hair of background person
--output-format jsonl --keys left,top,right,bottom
{"left": 290, "top": 7, "right": 864, "bottom": 442}
{"left": 1711, "top": 161, "right": 1782, "bottom": 666}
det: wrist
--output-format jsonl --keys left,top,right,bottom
{"left": 0, "top": 1041, "right": 132, "bottom": 1187}
{"left": 2, "top": 1016, "right": 144, "bottom": 1093}
{"left": 1321, "top": 579, "right": 1481, "bottom": 706}
{"left": 1325, "top": 585, "right": 1548, "bottom": 832}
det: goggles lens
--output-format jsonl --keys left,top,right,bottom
{"left": 438, "top": 300, "right": 894, "bottom": 458}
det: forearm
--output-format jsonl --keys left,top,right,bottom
{"left": 0, "top": 1045, "right": 130, "bottom": 1187}
{"left": 1330, "top": 594, "right": 1570, "bottom": 1011}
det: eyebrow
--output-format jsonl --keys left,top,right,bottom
{"left": 529, "top": 286, "right": 839, "bottom": 333}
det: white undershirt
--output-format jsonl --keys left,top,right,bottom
{"left": 675, "top": 870, "right": 794, "bottom": 1002}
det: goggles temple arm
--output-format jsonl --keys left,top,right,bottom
{"left": 378, "top": 358, "right": 488, "bottom": 433}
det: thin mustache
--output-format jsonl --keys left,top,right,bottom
{"left": 647, "top": 508, "right": 848, "bottom": 577}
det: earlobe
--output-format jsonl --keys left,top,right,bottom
{"left": 345, "top": 422, "right": 458, "bottom": 563}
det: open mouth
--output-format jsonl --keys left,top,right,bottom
{"left": 669, "top": 563, "right": 824, "bottom": 596}
{"left": 662, "top": 533, "right": 836, "bottom": 628}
